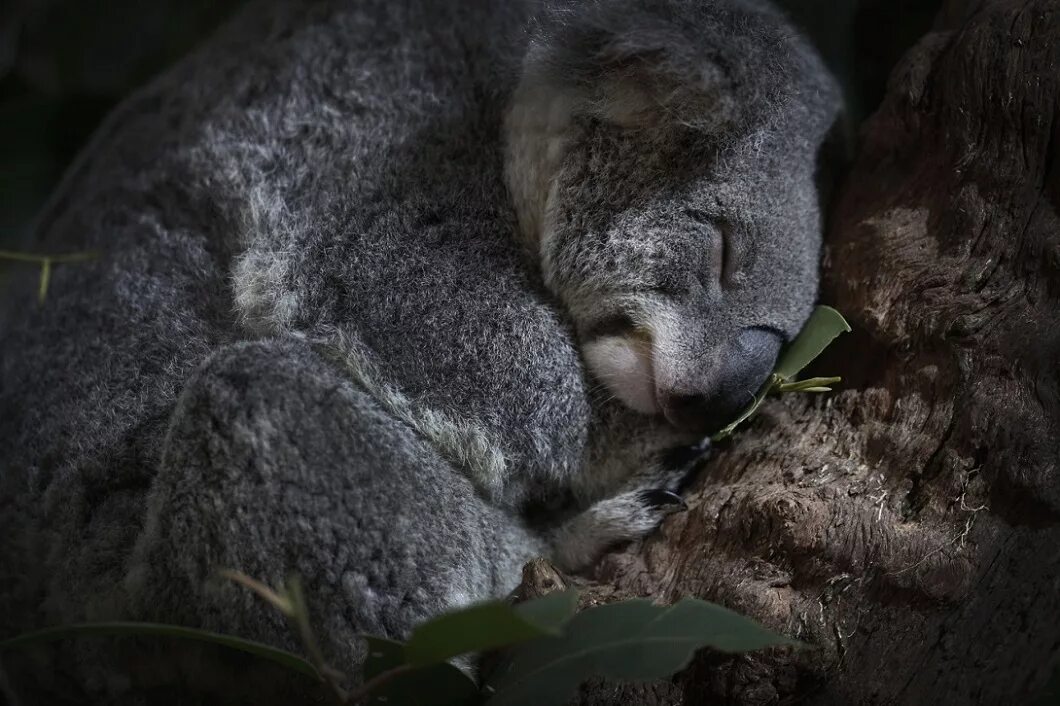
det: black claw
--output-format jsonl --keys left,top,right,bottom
{"left": 639, "top": 489, "right": 688, "bottom": 513}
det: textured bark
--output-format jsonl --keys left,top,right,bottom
{"left": 568, "top": 1, "right": 1060, "bottom": 703}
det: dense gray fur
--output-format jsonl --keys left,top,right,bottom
{"left": 0, "top": 0, "right": 839, "bottom": 701}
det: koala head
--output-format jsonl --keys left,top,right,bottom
{"left": 506, "top": 0, "right": 841, "bottom": 434}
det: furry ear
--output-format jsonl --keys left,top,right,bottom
{"left": 585, "top": 52, "right": 732, "bottom": 129}
{"left": 524, "top": 4, "right": 745, "bottom": 132}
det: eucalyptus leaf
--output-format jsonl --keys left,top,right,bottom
{"left": 513, "top": 588, "right": 580, "bottom": 632}
{"left": 362, "top": 636, "right": 480, "bottom": 706}
{"left": 711, "top": 306, "right": 850, "bottom": 441}
{"left": 0, "top": 621, "right": 319, "bottom": 680}
{"left": 777, "top": 376, "right": 842, "bottom": 393}
{"left": 711, "top": 375, "right": 777, "bottom": 442}
{"left": 406, "top": 592, "right": 574, "bottom": 667}
{"left": 485, "top": 598, "right": 795, "bottom": 706}
{"left": 774, "top": 305, "right": 851, "bottom": 381}
{"left": 363, "top": 635, "right": 406, "bottom": 681}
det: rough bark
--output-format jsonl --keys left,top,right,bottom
{"left": 568, "top": 1, "right": 1060, "bottom": 703}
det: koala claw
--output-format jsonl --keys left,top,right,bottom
{"left": 639, "top": 489, "right": 688, "bottom": 513}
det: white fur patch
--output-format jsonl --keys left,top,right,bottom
{"left": 231, "top": 249, "right": 301, "bottom": 332}
{"left": 504, "top": 68, "right": 578, "bottom": 249}
{"left": 230, "top": 183, "right": 305, "bottom": 333}
{"left": 582, "top": 335, "right": 659, "bottom": 414}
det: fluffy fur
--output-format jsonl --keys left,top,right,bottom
{"left": 0, "top": 0, "right": 839, "bottom": 701}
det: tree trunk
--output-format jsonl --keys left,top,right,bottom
{"left": 570, "top": 1, "right": 1060, "bottom": 702}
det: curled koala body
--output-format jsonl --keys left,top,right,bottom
{"left": 0, "top": 0, "right": 839, "bottom": 700}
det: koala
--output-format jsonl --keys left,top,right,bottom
{"left": 0, "top": 0, "right": 839, "bottom": 701}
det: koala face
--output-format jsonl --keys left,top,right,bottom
{"left": 506, "top": 0, "right": 841, "bottom": 435}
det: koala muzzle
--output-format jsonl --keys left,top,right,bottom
{"left": 659, "top": 327, "right": 781, "bottom": 434}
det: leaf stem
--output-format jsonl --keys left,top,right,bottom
{"left": 0, "top": 250, "right": 98, "bottom": 263}
{"left": 0, "top": 622, "right": 320, "bottom": 678}
{"left": 0, "top": 250, "right": 98, "bottom": 303}
{"left": 346, "top": 663, "right": 417, "bottom": 704}
{"left": 220, "top": 570, "right": 349, "bottom": 703}
{"left": 218, "top": 569, "right": 294, "bottom": 616}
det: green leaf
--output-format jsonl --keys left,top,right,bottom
{"left": 0, "top": 621, "right": 319, "bottom": 680}
{"left": 405, "top": 593, "right": 571, "bottom": 667}
{"left": 363, "top": 635, "right": 408, "bottom": 681}
{"left": 485, "top": 598, "right": 796, "bottom": 706}
{"left": 358, "top": 592, "right": 577, "bottom": 706}
{"left": 774, "top": 305, "right": 851, "bottom": 381}
{"left": 711, "top": 375, "right": 778, "bottom": 442}
{"left": 361, "top": 636, "right": 481, "bottom": 706}
{"left": 711, "top": 306, "right": 851, "bottom": 442}
{"left": 513, "top": 589, "right": 580, "bottom": 632}
{"left": 777, "top": 376, "right": 842, "bottom": 392}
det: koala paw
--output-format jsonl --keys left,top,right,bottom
{"left": 549, "top": 438, "right": 712, "bottom": 572}
{"left": 551, "top": 487, "right": 686, "bottom": 571}
{"left": 638, "top": 488, "right": 688, "bottom": 513}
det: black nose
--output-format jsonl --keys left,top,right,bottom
{"left": 660, "top": 328, "right": 782, "bottom": 433}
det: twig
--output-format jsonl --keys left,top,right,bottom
{"left": 346, "top": 664, "right": 417, "bottom": 705}
{"left": 283, "top": 576, "right": 348, "bottom": 696}
{"left": 217, "top": 569, "right": 293, "bottom": 616}
{"left": 220, "top": 570, "right": 349, "bottom": 703}
{"left": 0, "top": 250, "right": 97, "bottom": 264}
{"left": 888, "top": 513, "right": 980, "bottom": 577}
{"left": 0, "top": 250, "right": 98, "bottom": 303}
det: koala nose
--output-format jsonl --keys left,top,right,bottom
{"left": 659, "top": 327, "right": 782, "bottom": 434}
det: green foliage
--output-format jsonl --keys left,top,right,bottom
{"left": 712, "top": 305, "right": 851, "bottom": 441}
{"left": 774, "top": 305, "right": 851, "bottom": 381}
{"left": 361, "top": 636, "right": 479, "bottom": 706}
{"left": 0, "top": 587, "right": 794, "bottom": 706}
{"left": 347, "top": 589, "right": 795, "bottom": 705}
{"left": 483, "top": 598, "right": 796, "bottom": 706}
{"left": 405, "top": 589, "right": 578, "bottom": 666}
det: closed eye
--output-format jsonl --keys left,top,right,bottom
{"left": 585, "top": 312, "right": 639, "bottom": 340}
{"left": 642, "top": 283, "right": 689, "bottom": 298}
{"left": 754, "top": 324, "right": 790, "bottom": 345}
{"left": 718, "top": 221, "right": 736, "bottom": 287}
{"left": 684, "top": 208, "right": 731, "bottom": 289}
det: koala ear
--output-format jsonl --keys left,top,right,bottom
{"left": 578, "top": 46, "right": 735, "bottom": 130}
{"left": 525, "top": 6, "right": 741, "bottom": 132}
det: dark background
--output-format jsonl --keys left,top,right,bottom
{"left": 0, "top": 0, "right": 940, "bottom": 251}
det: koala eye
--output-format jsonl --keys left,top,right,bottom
{"left": 645, "top": 283, "right": 689, "bottom": 298}
{"left": 683, "top": 208, "right": 733, "bottom": 289}
{"left": 754, "top": 324, "right": 790, "bottom": 345}
{"left": 585, "top": 312, "right": 637, "bottom": 340}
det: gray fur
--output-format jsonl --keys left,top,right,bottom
{"left": 0, "top": 0, "right": 839, "bottom": 701}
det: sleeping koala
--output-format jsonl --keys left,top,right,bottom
{"left": 0, "top": 0, "right": 839, "bottom": 700}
